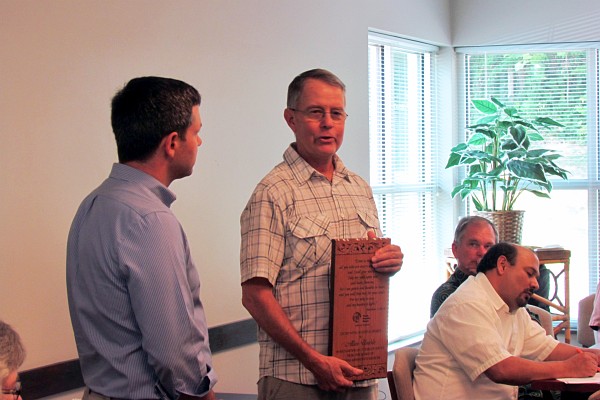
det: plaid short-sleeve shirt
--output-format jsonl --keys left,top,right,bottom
{"left": 240, "top": 145, "right": 381, "bottom": 386}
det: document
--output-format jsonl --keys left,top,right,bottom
{"left": 557, "top": 372, "right": 600, "bottom": 384}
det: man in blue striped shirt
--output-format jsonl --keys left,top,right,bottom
{"left": 67, "top": 77, "right": 216, "bottom": 400}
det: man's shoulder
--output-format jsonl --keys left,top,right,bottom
{"left": 433, "top": 270, "right": 466, "bottom": 296}
{"left": 430, "top": 278, "right": 461, "bottom": 316}
{"left": 333, "top": 158, "right": 370, "bottom": 187}
{"left": 250, "top": 162, "right": 299, "bottom": 196}
{"left": 88, "top": 178, "right": 171, "bottom": 218}
{"left": 434, "top": 276, "right": 482, "bottom": 307}
{"left": 346, "top": 173, "right": 372, "bottom": 193}
{"left": 439, "top": 277, "right": 495, "bottom": 315}
{"left": 432, "top": 279, "right": 460, "bottom": 297}
{"left": 260, "top": 160, "right": 294, "bottom": 182}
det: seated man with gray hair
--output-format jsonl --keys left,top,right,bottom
{"left": 430, "top": 216, "right": 498, "bottom": 318}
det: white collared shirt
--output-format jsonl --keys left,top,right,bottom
{"left": 414, "top": 273, "right": 558, "bottom": 400}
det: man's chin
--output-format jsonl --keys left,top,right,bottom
{"left": 517, "top": 295, "right": 531, "bottom": 308}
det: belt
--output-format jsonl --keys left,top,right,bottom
{"left": 87, "top": 388, "right": 157, "bottom": 400}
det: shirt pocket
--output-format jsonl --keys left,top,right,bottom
{"left": 288, "top": 214, "right": 331, "bottom": 268}
{"left": 356, "top": 209, "right": 380, "bottom": 235}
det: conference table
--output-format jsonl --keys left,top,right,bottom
{"left": 530, "top": 376, "right": 600, "bottom": 399}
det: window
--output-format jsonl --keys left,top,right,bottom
{"left": 457, "top": 44, "right": 600, "bottom": 316}
{"left": 368, "top": 31, "right": 444, "bottom": 342}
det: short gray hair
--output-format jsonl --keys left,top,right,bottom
{"left": 0, "top": 320, "right": 25, "bottom": 381}
{"left": 453, "top": 216, "right": 499, "bottom": 244}
{"left": 287, "top": 68, "right": 346, "bottom": 109}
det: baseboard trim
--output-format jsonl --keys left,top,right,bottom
{"left": 20, "top": 319, "right": 257, "bottom": 400}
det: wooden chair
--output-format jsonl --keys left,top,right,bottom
{"left": 578, "top": 294, "right": 596, "bottom": 347}
{"left": 387, "top": 346, "right": 419, "bottom": 400}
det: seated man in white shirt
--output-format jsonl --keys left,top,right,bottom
{"left": 413, "top": 242, "right": 600, "bottom": 400}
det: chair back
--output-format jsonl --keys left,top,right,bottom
{"left": 578, "top": 294, "right": 596, "bottom": 347}
{"left": 387, "top": 346, "right": 419, "bottom": 400}
{"left": 527, "top": 304, "right": 554, "bottom": 337}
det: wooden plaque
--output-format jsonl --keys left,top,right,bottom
{"left": 330, "top": 237, "right": 391, "bottom": 380}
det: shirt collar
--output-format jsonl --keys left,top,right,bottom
{"left": 474, "top": 272, "right": 511, "bottom": 314}
{"left": 283, "top": 144, "right": 351, "bottom": 185}
{"left": 109, "top": 163, "right": 177, "bottom": 207}
{"left": 452, "top": 267, "right": 470, "bottom": 283}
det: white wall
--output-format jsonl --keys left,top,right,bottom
{"left": 451, "top": 0, "right": 600, "bottom": 46}
{"left": 0, "top": 0, "right": 451, "bottom": 394}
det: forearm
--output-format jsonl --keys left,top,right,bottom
{"left": 544, "top": 342, "right": 582, "bottom": 361}
{"left": 241, "top": 278, "right": 362, "bottom": 390}
{"left": 485, "top": 356, "right": 578, "bottom": 385}
{"left": 486, "top": 346, "right": 599, "bottom": 385}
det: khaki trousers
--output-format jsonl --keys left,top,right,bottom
{"left": 257, "top": 377, "right": 378, "bottom": 400}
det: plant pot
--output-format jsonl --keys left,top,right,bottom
{"left": 473, "top": 210, "right": 525, "bottom": 244}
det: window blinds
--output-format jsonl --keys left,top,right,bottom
{"left": 368, "top": 32, "right": 442, "bottom": 341}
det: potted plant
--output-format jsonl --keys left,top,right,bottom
{"left": 446, "top": 97, "right": 569, "bottom": 243}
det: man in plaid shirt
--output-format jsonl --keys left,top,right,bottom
{"left": 240, "top": 69, "right": 404, "bottom": 400}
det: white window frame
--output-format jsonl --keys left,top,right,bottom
{"left": 368, "top": 30, "right": 445, "bottom": 344}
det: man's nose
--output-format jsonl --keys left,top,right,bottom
{"left": 531, "top": 277, "right": 539, "bottom": 291}
{"left": 320, "top": 113, "right": 335, "bottom": 127}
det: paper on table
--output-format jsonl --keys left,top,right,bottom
{"left": 557, "top": 372, "right": 600, "bottom": 384}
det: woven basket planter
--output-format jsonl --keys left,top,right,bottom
{"left": 473, "top": 210, "right": 525, "bottom": 244}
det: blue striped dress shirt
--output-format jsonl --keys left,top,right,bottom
{"left": 67, "top": 163, "right": 216, "bottom": 399}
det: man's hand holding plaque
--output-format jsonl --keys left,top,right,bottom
{"left": 366, "top": 230, "right": 404, "bottom": 275}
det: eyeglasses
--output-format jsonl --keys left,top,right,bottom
{"left": 289, "top": 108, "right": 348, "bottom": 122}
{"left": 2, "top": 381, "right": 21, "bottom": 399}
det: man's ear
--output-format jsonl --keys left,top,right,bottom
{"left": 283, "top": 108, "right": 296, "bottom": 131}
{"left": 451, "top": 241, "right": 458, "bottom": 258}
{"left": 496, "top": 255, "right": 508, "bottom": 275}
{"left": 161, "top": 132, "right": 179, "bottom": 159}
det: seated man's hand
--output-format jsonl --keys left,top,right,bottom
{"left": 566, "top": 351, "right": 599, "bottom": 377}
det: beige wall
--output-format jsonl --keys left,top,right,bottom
{"left": 0, "top": 0, "right": 451, "bottom": 394}
{"left": 451, "top": 0, "right": 600, "bottom": 46}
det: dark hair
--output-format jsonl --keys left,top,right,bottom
{"left": 477, "top": 242, "right": 518, "bottom": 273}
{"left": 287, "top": 68, "right": 345, "bottom": 109}
{"left": 111, "top": 76, "right": 201, "bottom": 163}
{"left": 0, "top": 320, "right": 25, "bottom": 380}
{"left": 454, "top": 216, "right": 499, "bottom": 244}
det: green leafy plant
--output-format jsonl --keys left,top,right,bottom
{"left": 446, "top": 97, "right": 569, "bottom": 211}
